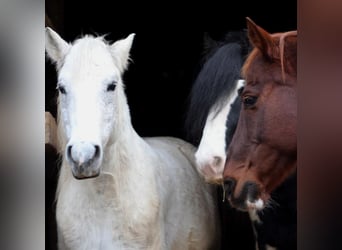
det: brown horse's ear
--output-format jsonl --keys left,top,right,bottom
{"left": 246, "top": 17, "right": 277, "bottom": 60}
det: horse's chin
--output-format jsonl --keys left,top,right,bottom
{"left": 198, "top": 164, "right": 224, "bottom": 184}
{"left": 72, "top": 171, "right": 100, "bottom": 180}
{"left": 231, "top": 191, "right": 272, "bottom": 212}
{"left": 227, "top": 197, "right": 266, "bottom": 212}
{"left": 204, "top": 176, "right": 223, "bottom": 185}
{"left": 226, "top": 185, "right": 270, "bottom": 212}
{"left": 71, "top": 165, "right": 101, "bottom": 180}
{"left": 246, "top": 198, "right": 265, "bottom": 211}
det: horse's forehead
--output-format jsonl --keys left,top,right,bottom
{"left": 60, "top": 38, "right": 116, "bottom": 82}
{"left": 68, "top": 38, "right": 113, "bottom": 66}
{"left": 245, "top": 55, "right": 282, "bottom": 84}
{"left": 77, "top": 39, "right": 112, "bottom": 61}
{"left": 244, "top": 55, "right": 267, "bottom": 80}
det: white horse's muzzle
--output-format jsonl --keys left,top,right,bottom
{"left": 66, "top": 141, "right": 102, "bottom": 179}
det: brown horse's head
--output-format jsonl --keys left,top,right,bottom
{"left": 223, "top": 18, "right": 297, "bottom": 211}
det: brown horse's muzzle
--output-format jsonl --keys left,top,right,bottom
{"left": 223, "top": 176, "right": 266, "bottom": 211}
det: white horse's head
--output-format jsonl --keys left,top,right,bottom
{"left": 45, "top": 27, "right": 135, "bottom": 179}
{"left": 195, "top": 79, "right": 244, "bottom": 183}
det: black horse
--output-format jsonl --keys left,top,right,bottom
{"left": 185, "top": 30, "right": 255, "bottom": 250}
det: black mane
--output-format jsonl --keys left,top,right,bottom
{"left": 185, "top": 30, "right": 250, "bottom": 146}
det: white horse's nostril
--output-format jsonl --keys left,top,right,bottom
{"left": 213, "top": 156, "right": 222, "bottom": 167}
{"left": 94, "top": 145, "right": 100, "bottom": 159}
{"left": 67, "top": 142, "right": 101, "bottom": 166}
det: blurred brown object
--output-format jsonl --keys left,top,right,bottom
{"left": 45, "top": 111, "right": 58, "bottom": 150}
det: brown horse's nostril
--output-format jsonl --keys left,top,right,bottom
{"left": 224, "top": 178, "right": 236, "bottom": 197}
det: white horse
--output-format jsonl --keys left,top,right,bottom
{"left": 45, "top": 28, "right": 220, "bottom": 250}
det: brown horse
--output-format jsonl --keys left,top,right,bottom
{"left": 223, "top": 18, "right": 297, "bottom": 211}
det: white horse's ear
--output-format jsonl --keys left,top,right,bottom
{"left": 45, "top": 27, "right": 70, "bottom": 64}
{"left": 110, "top": 33, "right": 135, "bottom": 73}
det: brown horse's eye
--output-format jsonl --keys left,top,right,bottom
{"left": 243, "top": 96, "right": 257, "bottom": 107}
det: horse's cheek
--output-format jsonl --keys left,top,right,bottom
{"left": 264, "top": 102, "right": 296, "bottom": 151}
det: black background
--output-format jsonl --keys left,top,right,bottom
{"left": 45, "top": 1, "right": 297, "bottom": 249}
{"left": 46, "top": 0, "right": 297, "bottom": 141}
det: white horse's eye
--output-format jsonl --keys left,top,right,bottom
{"left": 57, "top": 85, "right": 67, "bottom": 95}
{"left": 107, "top": 82, "right": 116, "bottom": 92}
